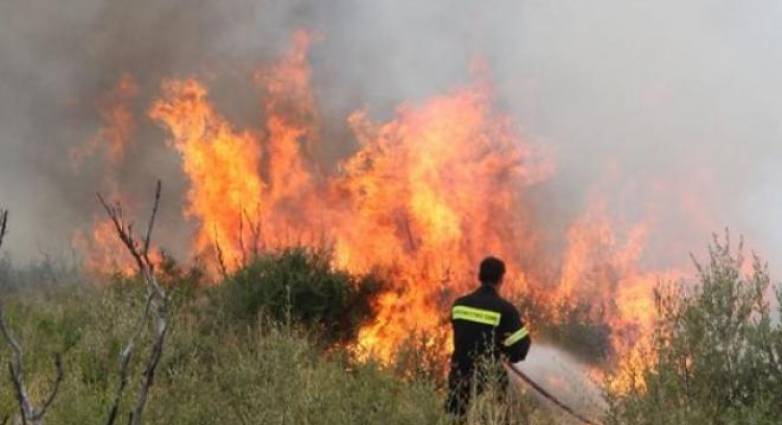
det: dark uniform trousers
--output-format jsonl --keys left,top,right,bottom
{"left": 446, "top": 284, "right": 531, "bottom": 418}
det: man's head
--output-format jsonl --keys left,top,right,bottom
{"left": 478, "top": 256, "right": 506, "bottom": 288}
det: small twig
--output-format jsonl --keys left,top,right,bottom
{"left": 238, "top": 212, "right": 246, "bottom": 268}
{"left": 1, "top": 210, "right": 64, "bottom": 424}
{"left": 128, "top": 318, "right": 168, "bottom": 425}
{"left": 213, "top": 226, "right": 229, "bottom": 280}
{"left": 0, "top": 306, "right": 24, "bottom": 363}
{"left": 0, "top": 285, "right": 32, "bottom": 425}
{"left": 244, "top": 204, "right": 262, "bottom": 257}
{"left": 253, "top": 219, "right": 262, "bottom": 257}
{"left": 142, "top": 181, "right": 162, "bottom": 260}
{"left": 8, "top": 361, "right": 28, "bottom": 425}
{"left": 1, "top": 302, "right": 63, "bottom": 425}
{"left": 98, "top": 194, "right": 144, "bottom": 274}
{"left": 400, "top": 215, "right": 417, "bottom": 252}
{"left": 32, "top": 354, "right": 64, "bottom": 422}
{"left": 0, "top": 209, "right": 8, "bottom": 251}
{"left": 106, "top": 293, "right": 153, "bottom": 425}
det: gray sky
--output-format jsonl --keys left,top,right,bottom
{"left": 1, "top": 0, "right": 780, "bottom": 273}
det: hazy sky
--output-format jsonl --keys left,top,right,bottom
{"left": 1, "top": 0, "right": 780, "bottom": 272}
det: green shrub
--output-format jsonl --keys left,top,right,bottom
{"left": 0, "top": 255, "right": 563, "bottom": 425}
{"left": 605, "top": 234, "right": 782, "bottom": 424}
{"left": 217, "top": 247, "right": 382, "bottom": 345}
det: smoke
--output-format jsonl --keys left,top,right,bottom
{"left": 1, "top": 0, "right": 781, "bottom": 275}
{"left": 512, "top": 344, "right": 605, "bottom": 422}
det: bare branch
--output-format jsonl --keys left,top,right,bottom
{"left": 213, "top": 226, "right": 229, "bottom": 280}
{"left": 98, "top": 193, "right": 145, "bottom": 273}
{"left": 99, "top": 180, "right": 170, "bottom": 425}
{"left": 0, "top": 211, "right": 64, "bottom": 425}
{"left": 243, "top": 205, "right": 262, "bottom": 258}
{"left": 401, "top": 215, "right": 417, "bottom": 252}
{"left": 142, "top": 181, "right": 162, "bottom": 259}
{"left": 128, "top": 318, "right": 168, "bottom": 425}
{"left": 2, "top": 305, "right": 31, "bottom": 425}
{"left": 8, "top": 361, "right": 28, "bottom": 425}
{"left": 0, "top": 307, "right": 24, "bottom": 362}
{"left": 0, "top": 209, "right": 7, "bottom": 251}
{"left": 237, "top": 212, "right": 246, "bottom": 269}
{"left": 1, "top": 303, "right": 63, "bottom": 425}
{"left": 105, "top": 293, "right": 153, "bottom": 425}
{"left": 32, "top": 354, "right": 64, "bottom": 422}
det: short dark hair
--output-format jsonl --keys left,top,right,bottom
{"left": 479, "top": 256, "right": 506, "bottom": 285}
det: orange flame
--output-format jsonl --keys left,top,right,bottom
{"left": 71, "top": 74, "right": 139, "bottom": 169}
{"left": 82, "top": 31, "right": 691, "bottom": 369}
{"left": 149, "top": 79, "right": 265, "bottom": 267}
{"left": 73, "top": 74, "right": 145, "bottom": 275}
{"left": 332, "top": 79, "right": 554, "bottom": 358}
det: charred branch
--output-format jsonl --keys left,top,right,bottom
{"left": 99, "top": 180, "right": 170, "bottom": 425}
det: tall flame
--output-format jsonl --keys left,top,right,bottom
{"left": 149, "top": 79, "right": 265, "bottom": 265}
{"left": 331, "top": 79, "right": 553, "bottom": 357}
{"left": 72, "top": 74, "right": 142, "bottom": 275}
{"left": 79, "top": 31, "right": 691, "bottom": 367}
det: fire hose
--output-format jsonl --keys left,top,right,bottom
{"left": 504, "top": 361, "right": 602, "bottom": 425}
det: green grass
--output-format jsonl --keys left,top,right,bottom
{"left": 5, "top": 235, "right": 777, "bottom": 424}
{"left": 0, "top": 252, "right": 555, "bottom": 425}
{"left": 0, "top": 284, "right": 444, "bottom": 424}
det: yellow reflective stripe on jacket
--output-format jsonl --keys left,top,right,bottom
{"left": 503, "top": 326, "right": 529, "bottom": 347}
{"left": 452, "top": 305, "right": 501, "bottom": 326}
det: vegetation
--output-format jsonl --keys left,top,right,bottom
{"left": 606, "top": 235, "right": 782, "bottom": 424}
{"left": 0, "top": 251, "right": 555, "bottom": 425}
{"left": 215, "top": 247, "right": 382, "bottom": 345}
{"left": 0, "top": 284, "right": 441, "bottom": 424}
{"left": 1, "top": 206, "right": 780, "bottom": 424}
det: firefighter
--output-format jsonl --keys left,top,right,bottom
{"left": 446, "top": 256, "right": 531, "bottom": 418}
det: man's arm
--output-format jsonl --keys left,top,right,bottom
{"left": 500, "top": 306, "right": 531, "bottom": 363}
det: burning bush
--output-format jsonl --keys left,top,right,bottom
{"left": 216, "top": 248, "right": 382, "bottom": 345}
{"left": 605, "top": 234, "right": 782, "bottom": 424}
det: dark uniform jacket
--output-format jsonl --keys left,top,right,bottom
{"left": 446, "top": 284, "right": 531, "bottom": 415}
